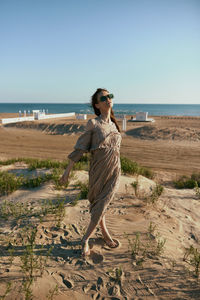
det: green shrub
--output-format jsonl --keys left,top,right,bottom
{"left": 73, "top": 159, "right": 89, "bottom": 171}
{"left": 22, "top": 174, "right": 52, "bottom": 188}
{"left": 0, "top": 200, "right": 28, "bottom": 220}
{"left": 120, "top": 156, "right": 139, "bottom": 174}
{"left": 184, "top": 245, "right": 200, "bottom": 278}
{"left": 174, "top": 174, "right": 200, "bottom": 189}
{"left": 0, "top": 157, "right": 68, "bottom": 170}
{"left": 191, "top": 173, "right": 200, "bottom": 185}
{"left": 75, "top": 181, "right": 89, "bottom": 199}
{"left": 27, "top": 159, "right": 68, "bottom": 170}
{"left": 50, "top": 168, "right": 68, "bottom": 190}
{"left": 0, "top": 171, "right": 23, "bottom": 195}
{"left": 79, "top": 153, "right": 90, "bottom": 163}
{"left": 147, "top": 184, "right": 164, "bottom": 204}
{"left": 126, "top": 223, "right": 166, "bottom": 266}
{"left": 120, "top": 156, "right": 154, "bottom": 179}
{"left": 194, "top": 181, "right": 200, "bottom": 199}
{"left": 0, "top": 158, "right": 19, "bottom": 166}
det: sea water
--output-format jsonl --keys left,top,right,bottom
{"left": 0, "top": 103, "right": 200, "bottom": 116}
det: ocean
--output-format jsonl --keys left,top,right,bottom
{"left": 0, "top": 103, "right": 200, "bottom": 116}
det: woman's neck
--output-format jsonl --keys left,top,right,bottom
{"left": 100, "top": 111, "right": 111, "bottom": 123}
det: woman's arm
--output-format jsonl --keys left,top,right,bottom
{"left": 60, "top": 119, "right": 94, "bottom": 185}
{"left": 59, "top": 159, "right": 75, "bottom": 185}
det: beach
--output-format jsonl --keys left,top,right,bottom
{"left": 0, "top": 113, "right": 200, "bottom": 177}
{"left": 0, "top": 113, "right": 200, "bottom": 299}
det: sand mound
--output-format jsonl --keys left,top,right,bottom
{"left": 126, "top": 125, "right": 200, "bottom": 141}
{"left": 5, "top": 119, "right": 200, "bottom": 141}
{"left": 5, "top": 122, "right": 85, "bottom": 135}
{"left": 1, "top": 165, "right": 200, "bottom": 299}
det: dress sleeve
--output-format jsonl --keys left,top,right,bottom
{"left": 68, "top": 119, "right": 94, "bottom": 162}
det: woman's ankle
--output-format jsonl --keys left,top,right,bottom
{"left": 82, "top": 237, "right": 89, "bottom": 244}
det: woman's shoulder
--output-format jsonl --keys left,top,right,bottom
{"left": 86, "top": 117, "right": 98, "bottom": 130}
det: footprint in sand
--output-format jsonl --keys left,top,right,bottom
{"left": 59, "top": 273, "right": 74, "bottom": 289}
{"left": 60, "top": 236, "right": 68, "bottom": 245}
{"left": 87, "top": 251, "right": 104, "bottom": 264}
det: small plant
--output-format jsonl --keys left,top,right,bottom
{"left": 154, "top": 233, "right": 166, "bottom": 256}
{"left": 73, "top": 161, "right": 89, "bottom": 171}
{"left": 194, "top": 181, "right": 200, "bottom": 199}
{"left": 53, "top": 198, "right": 65, "bottom": 228}
{"left": 0, "top": 171, "right": 23, "bottom": 195}
{"left": 146, "top": 184, "right": 164, "bottom": 204}
{"left": 70, "top": 195, "right": 79, "bottom": 206}
{"left": 120, "top": 156, "right": 154, "bottom": 179}
{"left": 51, "top": 168, "right": 68, "bottom": 190}
{"left": 128, "top": 232, "right": 141, "bottom": 260}
{"left": 19, "top": 226, "right": 39, "bottom": 279}
{"left": 126, "top": 224, "right": 166, "bottom": 266}
{"left": 0, "top": 158, "right": 25, "bottom": 166}
{"left": 22, "top": 173, "right": 52, "bottom": 188}
{"left": 148, "top": 221, "right": 157, "bottom": 236}
{"left": 107, "top": 266, "right": 123, "bottom": 285}
{"left": 0, "top": 200, "right": 28, "bottom": 220}
{"left": 75, "top": 181, "right": 89, "bottom": 199}
{"left": 174, "top": 173, "right": 200, "bottom": 189}
{"left": 8, "top": 247, "right": 15, "bottom": 266}
{"left": 184, "top": 245, "right": 200, "bottom": 278}
{"left": 131, "top": 180, "right": 138, "bottom": 197}
{"left": 47, "top": 284, "right": 59, "bottom": 300}
{"left": 19, "top": 224, "right": 52, "bottom": 299}
{"left": 26, "top": 158, "right": 68, "bottom": 170}
{"left": 21, "top": 279, "right": 33, "bottom": 300}
{"left": 19, "top": 225, "right": 38, "bottom": 300}
{"left": 40, "top": 198, "right": 65, "bottom": 228}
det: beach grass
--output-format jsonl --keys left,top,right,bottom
{"left": 0, "top": 155, "right": 153, "bottom": 177}
{"left": 74, "top": 180, "right": 89, "bottom": 199}
{"left": 125, "top": 223, "right": 166, "bottom": 266}
{"left": 0, "top": 171, "right": 23, "bottom": 195}
{"left": 146, "top": 184, "right": 164, "bottom": 204}
{"left": 174, "top": 173, "right": 200, "bottom": 189}
{"left": 120, "top": 156, "right": 154, "bottom": 179}
{"left": 184, "top": 245, "right": 200, "bottom": 278}
{"left": 0, "top": 155, "right": 154, "bottom": 196}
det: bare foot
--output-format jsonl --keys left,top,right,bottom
{"left": 103, "top": 236, "right": 119, "bottom": 248}
{"left": 81, "top": 239, "right": 90, "bottom": 257}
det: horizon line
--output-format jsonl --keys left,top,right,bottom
{"left": 0, "top": 102, "right": 200, "bottom": 105}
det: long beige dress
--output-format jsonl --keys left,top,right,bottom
{"left": 68, "top": 116, "right": 122, "bottom": 226}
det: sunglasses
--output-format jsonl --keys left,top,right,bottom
{"left": 99, "top": 94, "right": 114, "bottom": 102}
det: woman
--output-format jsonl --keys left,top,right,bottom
{"left": 60, "top": 88, "right": 121, "bottom": 256}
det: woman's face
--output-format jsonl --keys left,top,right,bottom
{"left": 95, "top": 90, "right": 113, "bottom": 112}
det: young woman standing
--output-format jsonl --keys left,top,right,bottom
{"left": 60, "top": 88, "right": 121, "bottom": 256}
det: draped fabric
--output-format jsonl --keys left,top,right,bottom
{"left": 68, "top": 116, "right": 121, "bottom": 225}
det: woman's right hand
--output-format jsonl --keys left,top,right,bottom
{"left": 59, "top": 159, "right": 75, "bottom": 186}
{"left": 59, "top": 171, "right": 69, "bottom": 186}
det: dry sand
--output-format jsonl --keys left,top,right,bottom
{"left": 0, "top": 113, "right": 200, "bottom": 177}
{"left": 0, "top": 114, "right": 200, "bottom": 299}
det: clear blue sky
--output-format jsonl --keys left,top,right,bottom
{"left": 0, "top": 0, "right": 199, "bottom": 104}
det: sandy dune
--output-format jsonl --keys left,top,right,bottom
{"left": 0, "top": 164, "right": 200, "bottom": 299}
{"left": 0, "top": 114, "right": 200, "bottom": 299}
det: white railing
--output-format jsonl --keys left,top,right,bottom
{"left": 35, "top": 112, "right": 75, "bottom": 120}
{"left": 1, "top": 116, "right": 35, "bottom": 124}
{"left": 1, "top": 112, "right": 76, "bottom": 125}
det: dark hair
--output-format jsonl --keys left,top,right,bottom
{"left": 91, "top": 88, "right": 121, "bottom": 132}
